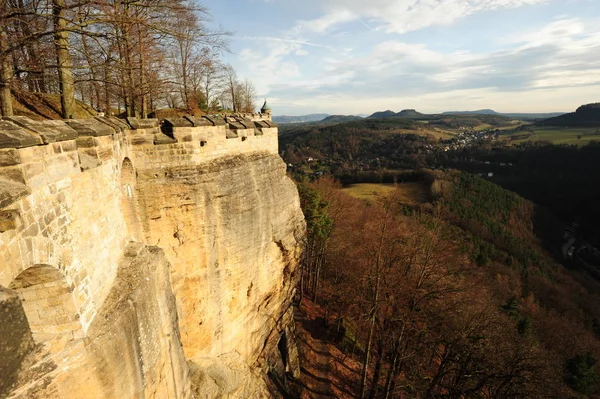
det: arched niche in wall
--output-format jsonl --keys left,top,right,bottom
{"left": 121, "top": 157, "right": 143, "bottom": 241}
{"left": 8, "top": 265, "right": 83, "bottom": 346}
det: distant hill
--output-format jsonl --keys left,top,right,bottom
{"left": 444, "top": 109, "right": 566, "bottom": 120}
{"left": 273, "top": 114, "right": 330, "bottom": 124}
{"left": 443, "top": 109, "right": 499, "bottom": 116}
{"left": 368, "top": 110, "right": 397, "bottom": 119}
{"left": 368, "top": 109, "right": 424, "bottom": 119}
{"left": 397, "top": 109, "right": 424, "bottom": 118}
{"left": 503, "top": 112, "right": 566, "bottom": 120}
{"left": 321, "top": 115, "right": 363, "bottom": 123}
{"left": 537, "top": 103, "right": 600, "bottom": 127}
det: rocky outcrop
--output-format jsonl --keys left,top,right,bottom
{"left": 135, "top": 151, "right": 305, "bottom": 396}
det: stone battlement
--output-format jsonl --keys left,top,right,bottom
{"left": 0, "top": 114, "right": 278, "bottom": 206}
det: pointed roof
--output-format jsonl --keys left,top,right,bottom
{"left": 261, "top": 99, "right": 271, "bottom": 113}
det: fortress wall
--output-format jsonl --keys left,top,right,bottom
{"left": 0, "top": 134, "right": 128, "bottom": 332}
{"left": 0, "top": 114, "right": 302, "bottom": 398}
{"left": 130, "top": 125, "right": 278, "bottom": 170}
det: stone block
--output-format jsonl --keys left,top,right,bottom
{"left": 6, "top": 117, "right": 78, "bottom": 143}
{"left": 204, "top": 115, "right": 227, "bottom": 126}
{"left": 22, "top": 162, "right": 45, "bottom": 182}
{"left": 60, "top": 140, "right": 78, "bottom": 153}
{"left": 20, "top": 222, "right": 38, "bottom": 237}
{"left": 108, "top": 116, "right": 131, "bottom": 130}
{"left": 0, "top": 149, "right": 20, "bottom": 166}
{"left": 126, "top": 117, "right": 158, "bottom": 129}
{"left": 41, "top": 120, "right": 79, "bottom": 142}
{"left": 226, "top": 130, "right": 238, "bottom": 139}
{"left": 163, "top": 118, "right": 194, "bottom": 128}
{"left": 227, "top": 121, "right": 245, "bottom": 130}
{"left": 52, "top": 143, "right": 62, "bottom": 154}
{"left": 0, "top": 210, "right": 20, "bottom": 232}
{"left": 78, "top": 150, "right": 101, "bottom": 171}
{"left": 0, "top": 120, "right": 43, "bottom": 148}
{"left": 66, "top": 119, "right": 115, "bottom": 137}
{"left": 97, "top": 147, "right": 114, "bottom": 162}
{"left": 75, "top": 136, "right": 97, "bottom": 148}
{"left": 94, "top": 116, "right": 129, "bottom": 133}
{"left": 130, "top": 134, "right": 153, "bottom": 146}
{"left": 239, "top": 119, "right": 254, "bottom": 129}
{"left": 154, "top": 133, "right": 178, "bottom": 145}
{"left": 0, "top": 178, "right": 28, "bottom": 209}
{"left": 186, "top": 116, "right": 213, "bottom": 127}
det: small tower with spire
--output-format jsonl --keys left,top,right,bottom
{"left": 260, "top": 98, "right": 271, "bottom": 121}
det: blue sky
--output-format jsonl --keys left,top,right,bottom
{"left": 207, "top": 0, "right": 600, "bottom": 115}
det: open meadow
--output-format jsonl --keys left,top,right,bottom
{"left": 341, "top": 181, "right": 431, "bottom": 204}
{"left": 502, "top": 126, "right": 600, "bottom": 146}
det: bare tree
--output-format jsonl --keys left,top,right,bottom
{"left": 239, "top": 77, "right": 256, "bottom": 113}
{"left": 221, "top": 64, "right": 238, "bottom": 112}
{"left": 0, "top": 10, "right": 13, "bottom": 116}
{"left": 0, "top": 0, "right": 239, "bottom": 118}
{"left": 52, "top": 0, "right": 75, "bottom": 118}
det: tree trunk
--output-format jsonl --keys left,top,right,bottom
{"left": 53, "top": 0, "right": 75, "bottom": 119}
{"left": 0, "top": 25, "right": 13, "bottom": 117}
{"left": 360, "top": 209, "right": 389, "bottom": 399}
{"left": 81, "top": 34, "right": 101, "bottom": 110}
{"left": 360, "top": 308, "right": 377, "bottom": 399}
{"left": 116, "top": 2, "right": 136, "bottom": 117}
{"left": 313, "top": 244, "right": 325, "bottom": 304}
{"left": 103, "top": 65, "right": 111, "bottom": 113}
{"left": 383, "top": 327, "right": 404, "bottom": 399}
{"left": 138, "top": 47, "right": 147, "bottom": 118}
{"left": 368, "top": 337, "right": 384, "bottom": 399}
{"left": 135, "top": 10, "right": 148, "bottom": 119}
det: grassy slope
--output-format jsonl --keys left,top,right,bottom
{"left": 12, "top": 91, "right": 97, "bottom": 120}
{"left": 341, "top": 182, "right": 431, "bottom": 204}
{"left": 503, "top": 126, "right": 600, "bottom": 146}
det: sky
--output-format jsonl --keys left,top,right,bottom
{"left": 207, "top": 0, "right": 600, "bottom": 116}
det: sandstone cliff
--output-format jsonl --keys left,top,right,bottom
{"left": 0, "top": 115, "right": 305, "bottom": 398}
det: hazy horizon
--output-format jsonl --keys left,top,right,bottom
{"left": 209, "top": 0, "right": 600, "bottom": 115}
{"left": 270, "top": 108, "right": 571, "bottom": 117}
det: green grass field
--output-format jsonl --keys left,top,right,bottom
{"left": 503, "top": 126, "right": 600, "bottom": 146}
{"left": 342, "top": 182, "right": 431, "bottom": 204}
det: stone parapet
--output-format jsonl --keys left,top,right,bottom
{"left": 0, "top": 115, "right": 278, "bottom": 210}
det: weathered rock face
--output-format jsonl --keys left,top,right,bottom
{"left": 134, "top": 151, "right": 305, "bottom": 396}
{"left": 0, "top": 115, "right": 304, "bottom": 398}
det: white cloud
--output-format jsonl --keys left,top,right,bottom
{"left": 293, "top": 0, "right": 547, "bottom": 34}
{"left": 262, "top": 17, "right": 600, "bottom": 113}
{"left": 239, "top": 40, "right": 302, "bottom": 95}
{"left": 293, "top": 8, "right": 357, "bottom": 34}
{"left": 532, "top": 69, "right": 600, "bottom": 88}
{"left": 510, "top": 19, "right": 585, "bottom": 47}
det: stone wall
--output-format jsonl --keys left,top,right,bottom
{"left": 0, "top": 113, "right": 304, "bottom": 398}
